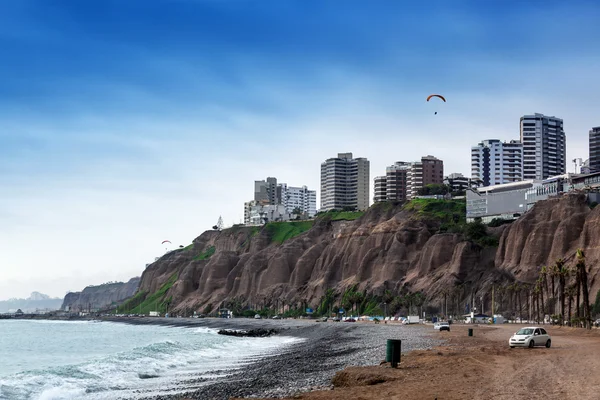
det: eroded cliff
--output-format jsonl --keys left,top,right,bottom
{"left": 129, "top": 194, "right": 599, "bottom": 314}
{"left": 61, "top": 277, "right": 140, "bottom": 311}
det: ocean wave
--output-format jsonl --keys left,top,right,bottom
{"left": 0, "top": 325, "right": 302, "bottom": 400}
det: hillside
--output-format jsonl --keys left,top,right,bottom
{"left": 61, "top": 277, "right": 140, "bottom": 312}
{"left": 121, "top": 193, "right": 600, "bottom": 318}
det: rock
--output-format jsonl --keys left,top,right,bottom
{"left": 217, "top": 328, "right": 279, "bottom": 337}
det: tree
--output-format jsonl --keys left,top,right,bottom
{"left": 417, "top": 184, "right": 450, "bottom": 196}
{"left": 566, "top": 285, "right": 576, "bottom": 325}
{"left": 216, "top": 216, "right": 224, "bottom": 231}
{"left": 556, "top": 258, "right": 567, "bottom": 325}
{"left": 537, "top": 276, "right": 545, "bottom": 323}
{"left": 576, "top": 249, "right": 591, "bottom": 329}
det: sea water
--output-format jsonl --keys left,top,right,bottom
{"left": 0, "top": 319, "right": 301, "bottom": 400}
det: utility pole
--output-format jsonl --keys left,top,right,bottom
{"left": 491, "top": 285, "right": 495, "bottom": 322}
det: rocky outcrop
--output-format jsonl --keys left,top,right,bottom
{"left": 61, "top": 277, "right": 140, "bottom": 311}
{"left": 132, "top": 194, "right": 599, "bottom": 313}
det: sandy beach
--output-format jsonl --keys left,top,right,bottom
{"left": 246, "top": 323, "right": 600, "bottom": 400}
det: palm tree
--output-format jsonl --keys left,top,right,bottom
{"left": 533, "top": 282, "right": 540, "bottom": 323}
{"left": 576, "top": 249, "right": 591, "bottom": 329}
{"left": 515, "top": 283, "right": 523, "bottom": 322}
{"left": 505, "top": 284, "right": 514, "bottom": 317}
{"left": 566, "top": 285, "right": 576, "bottom": 326}
{"left": 537, "top": 276, "right": 545, "bottom": 324}
{"left": 540, "top": 266, "right": 550, "bottom": 314}
{"left": 549, "top": 263, "right": 558, "bottom": 313}
{"left": 556, "top": 258, "right": 567, "bottom": 325}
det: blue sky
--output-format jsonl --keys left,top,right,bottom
{"left": 1, "top": 0, "right": 599, "bottom": 299}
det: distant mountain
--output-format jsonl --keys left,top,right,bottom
{"left": 0, "top": 292, "right": 62, "bottom": 313}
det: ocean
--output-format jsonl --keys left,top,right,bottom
{"left": 0, "top": 319, "right": 301, "bottom": 400}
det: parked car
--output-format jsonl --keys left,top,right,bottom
{"left": 254, "top": 314, "right": 262, "bottom": 319}
{"left": 509, "top": 327, "right": 551, "bottom": 348}
{"left": 271, "top": 315, "right": 281, "bottom": 319}
{"left": 434, "top": 322, "right": 450, "bottom": 331}
{"left": 344, "top": 318, "right": 356, "bottom": 322}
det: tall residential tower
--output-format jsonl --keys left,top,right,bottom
{"left": 520, "top": 113, "right": 566, "bottom": 180}
{"left": 590, "top": 127, "right": 600, "bottom": 173}
{"left": 471, "top": 139, "right": 523, "bottom": 186}
{"left": 320, "top": 152, "right": 370, "bottom": 211}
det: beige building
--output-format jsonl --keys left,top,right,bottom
{"left": 406, "top": 155, "right": 444, "bottom": 199}
{"left": 320, "top": 152, "right": 370, "bottom": 211}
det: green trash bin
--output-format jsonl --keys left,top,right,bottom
{"left": 386, "top": 339, "right": 401, "bottom": 368}
{"left": 468, "top": 328, "right": 473, "bottom": 337}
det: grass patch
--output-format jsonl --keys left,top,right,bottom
{"left": 265, "top": 221, "right": 314, "bottom": 244}
{"left": 116, "top": 273, "right": 178, "bottom": 315}
{"left": 402, "top": 198, "right": 497, "bottom": 247}
{"left": 315, "top": 209, "right": 365, "bottom": 221}
{"left": 194, "top": 246, "right": 215, "bottom": 260}
{"left": 403, "top": 198, "right": 466, "bottom": 223}
{"left": 329, "top": 211, "right": 365, "bottom": 221}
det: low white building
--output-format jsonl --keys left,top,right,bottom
{"left": 244, "top": 201, "right": 291, "bottom": 225}
{"left": 466, "top": 180, "right": 540, "bottom": 223}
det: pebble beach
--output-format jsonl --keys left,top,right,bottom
{"left": 109, "top": 317, "right": 440, "bottom": 400}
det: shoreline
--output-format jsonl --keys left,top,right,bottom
{"left": 106, "top": 317, "right": 440, "bottom": 400}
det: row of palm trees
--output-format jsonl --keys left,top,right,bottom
{"left": 459, "top": 249, "right": 594, "bottom": 328}
{"left": 530, "top": 249, "right": 592, "bottom": 328}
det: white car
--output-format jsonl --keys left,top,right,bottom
{"left": 509, "top": 327, "right": 551, "bottom": 348}
{"left": 434, "top": 322, "right": 450, "bottom": 331}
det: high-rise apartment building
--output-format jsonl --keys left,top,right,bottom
{"left": 406, "top": 155, "right": 444, "bottom": 199}
{"left": 254, "top": 177, "right": 280, "bottom": 205}
{"left": 590, "top": 127, "right": 600, "bottom": 173}
{"left": 373, "top": 176, "right": 387, "bottom": 203}
{"left": 520, "top": 113, "right": 566, "bottom": 180}
{"left": 471, "top": 139, "right": 523, "bottom": 187}
{"left": 280, "top": 184, "right": 317, "bottom": 217}
{"left": 374, "top": 157, "right": 443, "bottom": 202}
{"left": 385, "top": 162, "right": 410, "bottom": 202}
{"left": 320, "top": 152, "right": 370, "bottom": 211}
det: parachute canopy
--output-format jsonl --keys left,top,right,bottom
{"left": 426, "top": 94, "right": 446, "bottom": 102}
{"left": 161, "top": 240, "right": 171, "bottom": 245}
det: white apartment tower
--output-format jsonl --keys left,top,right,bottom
{"left": 320, "top": 152, "right": 370, "bottom": 211}
{"left": 280, "top": 184, "right": 317, "bottom": 217}
{"left": 471, "top": 139, "right": 523, "bottom": 187}
{"left": 520, "top": 113, "right": 566, "bottom": 180}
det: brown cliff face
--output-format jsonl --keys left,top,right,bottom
{"left": 61, "top": 277, "right": 140, "bottom": 311}
{"left": 496, "top": 193, "right": 599, "bottom": 294}
{"left": 135, "top": 194, "right": 599, "bottom": 313}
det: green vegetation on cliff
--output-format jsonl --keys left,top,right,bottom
{"left": 403, "top": 198, "right": 466, "bottom": 223}
{"left": 266, "top": 221, "right": 314, "bottom": 244}
{"left": 316, "top": 209, "right": 365, "bottom": 221}
{"left": 194, "top": 245, "right": 215, "bottom": 260}
{"left": 403, "top": 198, "right": 497, "bottom": 247}
{"left": 116, "top": 272, "right": 177, "bottom": 315}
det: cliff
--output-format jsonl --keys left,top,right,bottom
{"left": 61, "top": 277, "right": 140, "bottom": 311}
{"left": 125, "top": 193, "right": 599, "bottom": 315}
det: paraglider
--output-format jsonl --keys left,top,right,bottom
{"left": 161, "top": 240, "right": 171, "bottom": 245}
{"left": 426, "top": 94, "right": 446, "bottom": 115}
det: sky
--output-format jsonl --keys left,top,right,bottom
{"left": 1, "top": 0, "right": 600, "bottom": 300}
